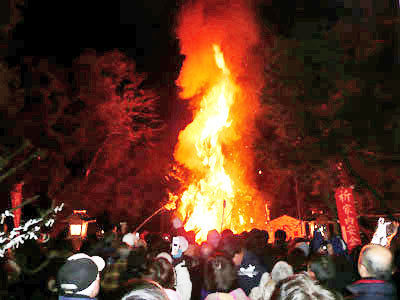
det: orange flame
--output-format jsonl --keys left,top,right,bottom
{"left": 171, "top": 0, "right": 268, "bottom": 243}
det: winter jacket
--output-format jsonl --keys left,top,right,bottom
{"left": 346, "top": 278, "right": 397, "bottom": 300}
{"left": 175, "top": 260, "right": 192, "bottom": 300}
{"left": 237, "top": 250, "right": 267, "bottom": 295}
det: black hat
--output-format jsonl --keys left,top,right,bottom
{"left": 57, "top": 253, "right": 105, "bottom": 294}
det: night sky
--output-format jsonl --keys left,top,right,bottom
{"left": 15, "top": 1, "right": 180, "bottom": 80}
{"left": 17, "top": 0, "right": 344, "bottom": 78}
{"left": 4, "top": 0, "right": 399, "bottom": 219}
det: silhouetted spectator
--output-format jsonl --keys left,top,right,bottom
{"left": 204, "top": 254, "right": 247, "bottom": 300}
{"left": 143, "top": 257, "right": 181, "bottom": 300}
{"left": 246, "top": 229, "right": 273, "bottom": 271}
{"left": 207, "top": 230, "right": 221, "bottom": 251}
{"left": 221, "top": 236, "right": 267, "bottom": 295}
{"left": 57, "top": 253, "right": 105, "bottom": 299}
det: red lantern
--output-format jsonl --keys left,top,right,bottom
{"left": 11, "top": 182, "right": 24, "bottom": 229}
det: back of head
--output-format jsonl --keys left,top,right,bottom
{"left": 275, "top": 230, "right": 287, "bottom": 244}
{"left": 121, "top": 279, "right": 170, "bottom": 300}
{"left": 287, "top": 248, "right": 308, "bottom": 273}
{"left": 143, "top": 257, "right": 175, "bottom": 289}
{"left": 359, "top": 244, "right": 393, "bottom": 280}
{"left": 308, "top": 255, "right": 336, "bottom": 286}
{"left": 200, "top": 242, "right": 215, "bottom": 259}
{"left": 126, "top": 247, "right": 148, "bottom": 277}
{"left": 330, "top": 237, "right": 347, "bottom": 256}
{"left": 272, "top": 273, "right": 337, "bottom": 300}
{"left": 207, "top": 230, "right": 221, "bottom": 249}
{"left": 204, "top": 254, "right": 237, "bottom": 292}
{"left": 220, "top": 235, "right": 244, "bottom": 258}
{"left": 221, "top": 229, "right": 234, "bottom": 240}
{"left": 57, "top": 253, "right": 105, "bottom": 298}
{"left": 247, "top": 229, "right": 269, "bottom": 253}
{"left": 271, "top": 261, "right": 294, "bottom": 282}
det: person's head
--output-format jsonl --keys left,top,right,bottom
{"left": 143, "top": 257, "right": 175, "bottom": 289}
{"left": 287, "top": 248, "right": 308, "bottom": 273}
{"left": 57, "top": 253, "right": 105, "bottom": 298}
{"left": 247, "top": 229, "right": 269, "bottom": 253}
{"left": 272, "top": 273, "right": 336, "bottom": 300}
{"left": 123, "top": 232, "right": 140, "bottom": 249}
{"left": 200, "top": 242, "right": 215, "bottom": 259}
{"left": 248, "top": 229, "right": 269, "bottom": 243}
{"left": 275, "top": 230, "right": 287, "bottom": 244}
{"left": 329, "top": 236, "right": 347, "bottom": 256}
{"left": 326, "top": 243, "right": 334, "bottom": 256}
{"left": 271, "top": 261, "right": 294, "bottom": 283}
{"left": 294, "top": 241, "right": 310, "bottom": 257}
{"left": 204, "top": 254, "right": 237, "bottom": 292}
{"left": 120, "top": 222, "right": 129, "bottom": 235}
{"left": 207, "top": 230, "right": 221, "bottom": 249}
{"left": 220, "top": 236, "right": 245, "bottom": 266}
{"left": 126, "top": 247, "right": 148, "bottom": 278}
{"left": 221, "top": 229, "right": 234, "bottom": 240}
{"left": 121, "top": 279, "right": 170, "bottom": 300}
{"left": 307, "top": 255, "right": 336, "bottom": 286}
{"left": 358, "top": 244, "right": 394, "bottom": 280}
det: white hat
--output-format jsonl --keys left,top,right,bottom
{"left": 67, "top": 253, "right": 105, "bottom": 272}
{"left": 58, "top": 253, "right": 105, "bottom": 293}
{"left": 123, "top": 233, "right": 139, "bottom": 247}
{"left": 156, "top": 252, "right": 173, "bottom": 264}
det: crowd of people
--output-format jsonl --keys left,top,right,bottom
{"left": 2, "top": 218, "right": 400, "bottom": 300}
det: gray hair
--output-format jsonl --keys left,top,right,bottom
{"left": 271, "top": 261, "right": 294, "bottom": 283}
{"left": 273, "top": 273, "right": 339, "bottom": 300}
{"left": 121, "top": 279, "right": 169, "bottom": 300}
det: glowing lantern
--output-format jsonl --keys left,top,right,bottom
{"left": 67, "top": 210, "right": 95, "bottom": 240}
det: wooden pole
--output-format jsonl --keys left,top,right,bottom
{"left": 133, "top": 206, "right": 166, "bottom": 233}
{"left": 221, "top": 200, "right": 226, "bottom": 232}
{"left": 295, "top": 176, "right": 303, "bottom": 235}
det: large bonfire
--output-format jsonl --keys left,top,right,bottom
{"left": 168, "top": 0, "right": 268, "bottom": 242}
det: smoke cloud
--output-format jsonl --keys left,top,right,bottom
{"left": 176, "top": 0, "right": 264, "bottom": 100}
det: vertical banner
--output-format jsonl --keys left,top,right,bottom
{"left": 11, "top": 182, "right": 24, "bottom": 229}
{"left": 335, "top": 187, "right": 361, "bottom": 251}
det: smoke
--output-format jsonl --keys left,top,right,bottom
{"left": 176, "top": 0, "right": 264, "bottom": 100}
